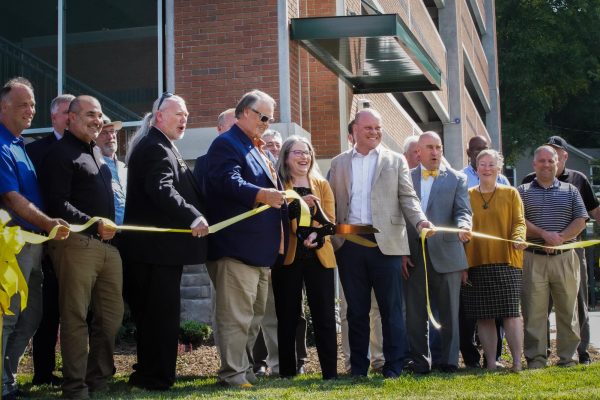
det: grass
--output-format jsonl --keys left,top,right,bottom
{"left": 20, "top": 363, "right": 600, "bottom": 399}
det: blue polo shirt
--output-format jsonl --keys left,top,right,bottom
{"left": 0, "top": 122, "right": 44, "bottom": 231}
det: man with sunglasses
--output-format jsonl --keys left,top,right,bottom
{"left": 205, "top": 89, "right": 288, "bottom": 388}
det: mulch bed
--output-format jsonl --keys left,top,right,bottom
{"left": 18, "top": 334, "right": 600, "bottom": 378}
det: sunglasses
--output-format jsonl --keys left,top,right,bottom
{"left": 157, "top": 92, "right": 173, "bottom": 110}
{"left": 251, "top": 108, "right": 274, "bottom": 123}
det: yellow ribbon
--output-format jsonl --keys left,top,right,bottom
{"left": 0, "top": 210, "right": 30, "bottom": 315}
{"left": 6, "top": 190, "right": 311, "bottom": 246}
{"left": 419, "top": 226, "right": 599, "bottom": 330}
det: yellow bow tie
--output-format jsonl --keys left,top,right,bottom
{"left": 422, "top": 169, "right": 439, "bottom": 179}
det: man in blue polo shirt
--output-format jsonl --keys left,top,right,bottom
{"left": 518, "top": 145, "right": 588, "bottom": 369}
{"left": 0, "top": 77, "right": 69, "bottom": 399}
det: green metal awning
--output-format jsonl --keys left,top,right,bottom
{"left": 290, "top": 14, "right": 442, "bottom": 94}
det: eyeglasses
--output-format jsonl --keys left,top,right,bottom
{"left": 290, "top": 150, "right": 311, "bottom": 157}
{"left": 157, "top": 92, "right": 173, "bottom": 110}
{"left": 100, "top": 129, "right": 117, "bottom": 136}
{"left": 251, "top": 108, "right": 274, "bottom": 123}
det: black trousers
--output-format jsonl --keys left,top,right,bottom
{"left": 272, "top": 257, "right": 337, "bottom": 379}
{"left": 126, "top": 262, "right": 183, "bottom": 390}
{"left": 31, "top": 254, "right": 60, "bottom": 381}
{"left": 253, "top": 300, "right": 308, "bottom": 369}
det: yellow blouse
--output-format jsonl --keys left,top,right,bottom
{"left": 464, "top": 185, "right": 526, "bottom": 269}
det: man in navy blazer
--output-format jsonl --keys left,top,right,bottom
{"left": 122, "top": 93, "right": 209, "bottom": 391}
{"left": 205, "top": 90, "right": 288, "bottom": 388}
{"left": 403, "top": 131, "right": 472, "bottom": 374}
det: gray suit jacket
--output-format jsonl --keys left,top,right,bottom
{"left": 328, "top": 147, "right": 426, "bottom": 256}
{"left": 407, "top": 164, "right": 472, "bottom": 273}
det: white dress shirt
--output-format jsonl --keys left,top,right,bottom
{"left": 419, "top": 164, "right": 440, "bottom": 212}
{"left": 348, "top": 146, "right": 380, "bottom": 225}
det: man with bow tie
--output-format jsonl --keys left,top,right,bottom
{"left": 402, "top": 131, "right": 472, "bottom": 374}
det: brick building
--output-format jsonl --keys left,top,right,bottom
{"left": 5, "top": 0, "right": 501, "bottom": 323}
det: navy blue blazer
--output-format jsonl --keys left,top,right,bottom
{"left": 204, "top": 124, "right": 287, "bottom": 267}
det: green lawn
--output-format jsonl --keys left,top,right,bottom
{"left": 21, "top": 364, "right": 600, "bottom": 399}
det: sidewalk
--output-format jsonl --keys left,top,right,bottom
{"left": 550, "top": 311, "right": 600, "bottom": 350}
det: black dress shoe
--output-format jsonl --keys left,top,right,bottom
{"left": 255, "top": 365, "right": 267, "bottom": 377}
{"left": 439, "top": 364, "right": 458, "bottom": 373}
{"left": 296, "top": 364, "right": 306, "bottom": 375}
{"left": 403, "top": 360, "right": 430, "bottom": 374}
{"left": 382, "top": 370, "right": 400, "bottom": 379}
{"left": 32, "top": 374, "right": 63, "bottom": 386}
{"left": 580, "top": 356, "right": 591, "bottom": 366}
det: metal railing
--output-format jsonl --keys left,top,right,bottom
{"left": 0, "top": 35, "right": 140, "bottom": 123}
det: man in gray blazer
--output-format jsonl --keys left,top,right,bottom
{"left": 402, "top": 131, "right": 472, "bottom": 373}
{"left": 328, "top": 109, "right": 433, "bottom": 378}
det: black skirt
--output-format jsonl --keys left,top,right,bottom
{"left": 461, "top": 264, "right": 522, "bottom": 319}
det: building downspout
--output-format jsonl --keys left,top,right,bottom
{"left": 278, "top": 0, "right": 291, "bottom": 124}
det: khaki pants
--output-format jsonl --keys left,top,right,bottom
{"left": 49, "top": 233, "right": 123, "bottom": 399}
{"left": 522, "top": 250, "right": 580, "bottom": 368}
{"left": 212, "top": 257, "right": 269, "bottom": 385}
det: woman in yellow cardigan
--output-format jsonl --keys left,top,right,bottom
{"left": 272, "top": 135, "right": 337, "bottom": 380}
{"left": 463, "top": 149, "right": 527, "bottom": 372}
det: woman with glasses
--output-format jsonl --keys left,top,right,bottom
{"left": 272, "top": 136, "right": 338, "bottom": 380}
{"left": 462, "top": 149, "right": 527, "bottom": 372}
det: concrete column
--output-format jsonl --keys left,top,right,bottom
{"left": 278, "top": 0, "right": 292, "bottom": 123}
{"left": 483, "top": 0, "right": 502, "bottom": 151}
{"left": 438, "top": 0, "right": 465, "bottom": 168}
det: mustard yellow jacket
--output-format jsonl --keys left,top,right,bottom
{"left": 283, "top": 176, "right": 337, "bottom": 268}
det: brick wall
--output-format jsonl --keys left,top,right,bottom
{"left": 174, "top": 0, "right": 281, "bottom": 127}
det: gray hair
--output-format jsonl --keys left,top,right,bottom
{"left": 217, "top": 108, "right": 235, "bottom": 127}
{"left": 0, "top": 77, "right": 34, "bottom": 102}
{"left": 50, "top": 94, "right": 75, "bottom": 114}
{"left": 276, "top": 135, "right": 322, "bottom": 183}
{"left": 533, "top": 145, "right": 558, "bottom": 161}
{"left": 476, "top": 149, "right": 504, "bottom": 170}
{"left": 126, "top": 93, "right": 186, "bottom": 163}
{"left": 234, "top": 90, "right": 276, "bottom": 119}
{"left": 403, "top": 135, "right": 419, "bottom": 153}
{"left": 262, "top": 129, "right": 282, "bottom": 142}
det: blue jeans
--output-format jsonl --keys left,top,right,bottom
{"left": 336, "top": 240, "right": 407, "bottom": 376}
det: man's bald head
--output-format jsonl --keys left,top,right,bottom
{"left": 467, "top": 135, "right": 490, "bottom": 168}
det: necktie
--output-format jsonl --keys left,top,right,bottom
{"left": 253, "top": 136, "right": 277, "bottom": 181}
{"left": 422, "top": 169, "right": 439, "bottom": 179}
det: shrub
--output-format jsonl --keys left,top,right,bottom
{"left": 179, "top": 320, "right": 212, "bottom": 347}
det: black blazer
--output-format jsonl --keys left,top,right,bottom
{"left": 26, "top": 133, "right": 58, "bottom": 172}
{"left": 122, "top": 127, "right": 207, "bottom": 265}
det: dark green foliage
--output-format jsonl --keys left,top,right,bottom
{"left": 179, "top": 320, "right": 213, "bottom": 347}
{"left": 497, "top": 0, "right": 600, "bottom": 161}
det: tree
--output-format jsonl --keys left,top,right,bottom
{"left": 497, "top": 0, "right": 600, "bottom": 161}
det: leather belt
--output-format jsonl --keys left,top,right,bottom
{"left": 524, "top": 248, "right": 568, "bottom": 256}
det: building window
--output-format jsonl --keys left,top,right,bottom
{"left": 1, "top": 2, "right": 58, "bottom": 128}
{"left": 1, "top": 0, "right": 162, "bottom": 133}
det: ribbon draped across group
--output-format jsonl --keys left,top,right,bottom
{"left": 0, "top": 190, "right": 309, "bottom": 315}
{"left": 2, "top": 192, "right": 599, "bottom": 329}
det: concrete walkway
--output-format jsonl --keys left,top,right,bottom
{"left": 549, "top": 311, "right": 600, "bottom": 350}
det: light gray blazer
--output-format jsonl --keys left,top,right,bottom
{"left": 407, "top": 164, "right": 472, "bottom": 273}
{"left": 328, "top": 147, "right": 426, "bottom": 256}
